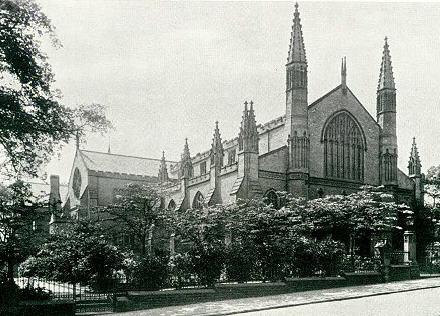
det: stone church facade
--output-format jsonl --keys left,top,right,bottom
{"left": 59, "top": 4, "right": 423, "bottom": 221}
{"left": 159, "top": 4, "right": 424, "bottom": 212}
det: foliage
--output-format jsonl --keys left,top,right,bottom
{"left": 168, "top": 252, "right": 194, "bottom": 289}
{"left": 103, "top": 183, "right": 167, "bottom": 255}
{"left": 0, "top": 0, "right": 112, "bottom": 177}
{"left": 224, "top": 241, "right": 259, "bottom": 282}
{"left": 18, "top": 284, "right": 51, "bottom": 300}
{"left": 0, "top": 270, "right": 19, "bottom": 305}
{"left": 0, "top": 180, "right": 47, "bottom": 280}
{"left": 341, "top": 254, "right": 382, "bottom": 273}
{"left": 186, "top": 241, "right": 225, "bottom": 287}
{"left": 426, "top": 165, "right": 440, "bottom": 207}
{"left": 19, "top": 220, "right": 125, "bottom": 286}
{"left": 127, "top": 251, "right": 170, "bottom": 291}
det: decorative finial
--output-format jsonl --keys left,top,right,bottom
{"left": 75, "top": 131, "right": 80, "bottom": 149}
{"left": 341, "top": 57, "right": 347, "bottom": 94}
{"left": 107, "top": 135, "right": 111, "bottom": 154}
{"left": 162, "top": 150, "right": 165, "bottom": 158}
{"left": 295, "top": 2, "right": 299, "bottom": 10}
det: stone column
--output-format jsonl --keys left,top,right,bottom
{"left": 404, "top": 231, "right": 417, "bottom": 263}
{"left": 169, "top": 232, "right": 175, "bottom": 256}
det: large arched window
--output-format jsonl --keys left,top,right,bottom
{"left": 192, "top": 191, "right": 205, "bottom": 209}
{"left": 322, "top": 111, "right": 366, "bottom": 182}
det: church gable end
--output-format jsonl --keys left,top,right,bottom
{"left": 308, "top": 86, "right": 380, "bottom": 185}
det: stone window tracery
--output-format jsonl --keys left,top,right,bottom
{"left": 322, "top": 111, "right": 366, "bottom": 182}
{"left": 192, "top": 191, "right": 205, "bottom": 209}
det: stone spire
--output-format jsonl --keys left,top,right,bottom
{"left": 210, "top": 121, "right": 224, "bottom": 167}
{"left": 238, "top": 101, "right": 259, "bottom": 153}
{"left": 285, "top": 2, "right": 309, "bottom": 198}
{"left": 408, "top": 137, "right": 422, "bottom": 177}
{"left": 378, "top": 37, "right": 395, "bottom": 91}
{"left": 377, "top": 37, "right": 398, "bottom": 186}
{"left": 341, "top": 56, "right": 347, "bottom": 94}
{"left": 287, "top": 2, "right": 307, "bottom": 64}
{"left": 180, "top": 138, "right": 193, "bottom": 179}
{"left": 158, "top": 151, "right": 169, "bottom": 183}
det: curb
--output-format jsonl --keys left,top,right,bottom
{"left": 206, "top": 284, "right": 440, "bottom": 316}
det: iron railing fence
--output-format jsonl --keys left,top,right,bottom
{"left": 390, "top": 251, "right": 410, "bottom": 265}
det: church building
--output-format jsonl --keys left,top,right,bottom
{"left": 158, "top": 3, "right": 424, "bottom": 212}
{"left": 58, "top": 3, "right": 423, "bottom": 222}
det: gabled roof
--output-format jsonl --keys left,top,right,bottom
{"left": 309, "top": 84, "right": 381, "bottom": 129}
{"left": 79, "top": 150, "right": 178, "bottom": 178}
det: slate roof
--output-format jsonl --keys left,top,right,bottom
{"left": 79, "top": 150, "right": 178, "bottom": 178}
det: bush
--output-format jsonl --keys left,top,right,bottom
{"left": 18, "top": 284, "right": 52, "bottom": 301}
{"left": 0, "top": 271, "right": 19, "bottom": 306}
{"left": 187, "top": 242, "right": 225, "bottom": 287}
{"left": 129, "top": 252, "right": 170, "bottom": 290}
{"left": 289, "top": 237, "right": 346, "bottom": 277}
{"left": 224, "top": 242, "right": 258, "bottom": 282}
{"left": 290, "top": 236, "right": 320, "bottom": 277}
{"left": 315, "top": 238, "right": 346, "bottom": 276}
{"left": 341, "top": 254, "right": 381, "bottom": 273}
{"left": 168, "top": 253, "right": 194, "bottom": 289}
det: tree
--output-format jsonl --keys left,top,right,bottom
{"left": 19, "top": 220, "right": 124, "bottom": 288}
{"left": 102, "top": 183, "right": 167, "bottom": 255}
{"left": 426, "top": 165, "right": 440, "bottom": 207}
{"left": 0, "top": 0, "right": 112, "bottom": 177}
{"left": 0, "top": 180, "right": 46, "bottom": 280}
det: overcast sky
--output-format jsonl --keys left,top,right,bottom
{"left": 38, "top": 1, "right": 440, "bottom": 184}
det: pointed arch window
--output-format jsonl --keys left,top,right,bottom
{"left": 192, "top": 191, "right": 205, "bottom": 210}
{"left": 322, "top": 111, "right": 366, "bottom": 182}
{"left": 168, "top": 199, "right": 176, "bottom": 211}
{"left": 264, "top": 190, "right": 280, "bottom": 209}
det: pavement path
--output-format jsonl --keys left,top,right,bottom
{"left": 241, "top": 287, "right": 440, "bottom": 316}
{"left": 112, "top": 277, "right": 440, "bottom": 316}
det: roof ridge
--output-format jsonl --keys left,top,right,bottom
{"left": 80, "top": 149, "right": 178, "bottom": 163}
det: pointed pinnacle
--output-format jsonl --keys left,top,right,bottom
{"left": 288, "top": 2, "right": 306, "bottom": 63}
{"left": 378, "top": 37, "right": 395, "bottom": 90}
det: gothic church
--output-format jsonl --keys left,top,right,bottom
{"left": 60, "top": 3, "right": 423, "bottom": 219}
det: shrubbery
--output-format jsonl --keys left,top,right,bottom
{"left": 127, "top": 251, "right": 170, "bottom": 290}
{"left": 17, "top": 186, "right": 404, "bottom": 291}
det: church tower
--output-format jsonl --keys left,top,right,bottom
{"left": 286, "top": 3, "right": 309, "bottom": 197}
{"left": 377, "top": 37, "right": 398, "bottom": 186}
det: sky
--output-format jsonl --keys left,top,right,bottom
{"left": 37, "top": 1, "right": 440, "bottom": 185}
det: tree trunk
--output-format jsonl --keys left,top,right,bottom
{"left": 141, "top": 236, "right": 146, "bottom": 256}
{"left": 7, "top": 259, "right": 14, "bottom": 281}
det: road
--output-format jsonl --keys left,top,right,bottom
{"left": 240, "top": 287, "right": 440, "bottom": 316}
